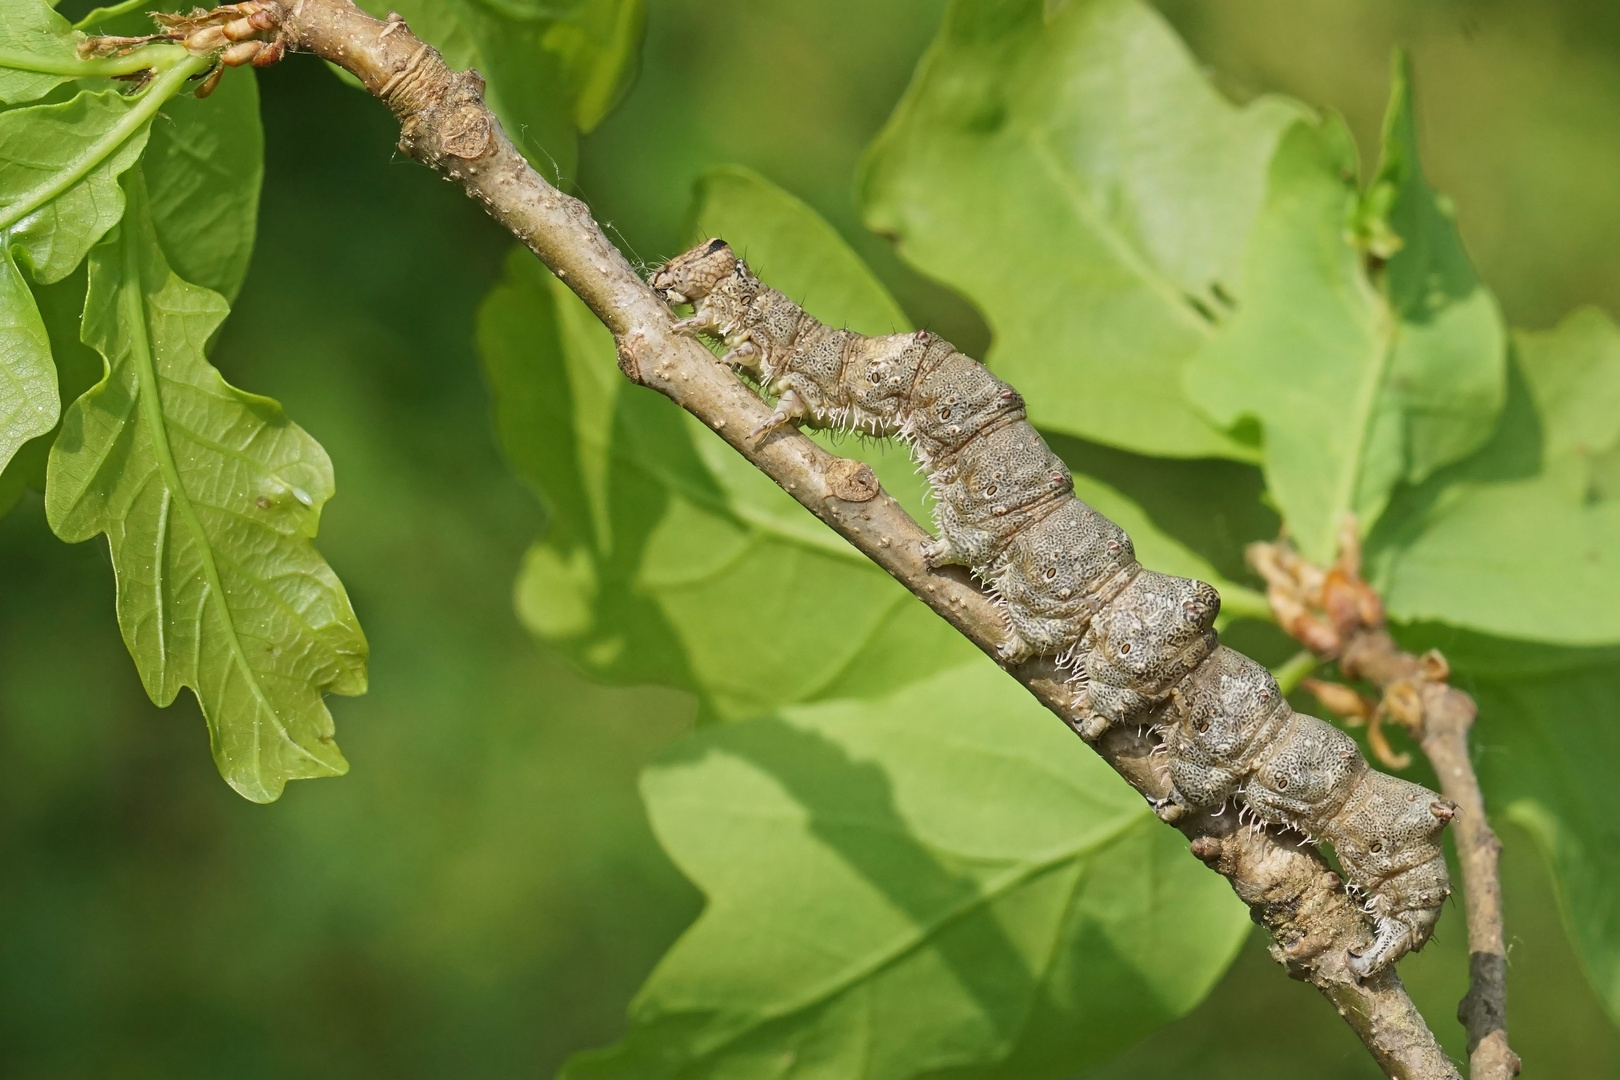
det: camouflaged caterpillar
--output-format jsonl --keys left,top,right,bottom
{"left": 650, "top": 239, "right": 1457, "bottom": 977}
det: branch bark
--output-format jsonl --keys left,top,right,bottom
{"left": 1253, "top": 534, "right": 1521, "bottom": 1080}
{"left": 1339, "top": 633, "right": 1521, "bottom": 1080}
{"left": 274, "top": 2, "right": 1460, "bottom": 1074}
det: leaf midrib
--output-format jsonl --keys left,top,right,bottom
{"left": 118, "top": 219, "right": 324, "bottom": 777}
{"left": 0, "top": 57, "right": 204, "bottom": 235}
{"left": 1328, "top": 274, "right": 1397, "bottom": 555}
{"left": 680, "top": 806, "right": 1153, "bottom": 1064}
{"left": 1028, "top": 135, "right": 1213, "bottom": 338}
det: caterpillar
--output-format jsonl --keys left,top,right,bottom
{"left": 649, "top": 239, "right": 1457, "bottom": 977}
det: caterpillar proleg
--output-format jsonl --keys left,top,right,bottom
{"left": 650, "top": 239, "right": 1456, "bottom": 977}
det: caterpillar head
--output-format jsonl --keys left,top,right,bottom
{"left": 651, "top": 238, "right": 738, "bottom": 304}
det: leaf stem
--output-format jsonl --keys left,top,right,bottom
{"left": 0, "top": 41, "right": 189, "bottom": 78}
{"left": 1270, "top": 649, "right": 1319, "bottom": 695}
{"left": 0, "top": 53, "right": 208, "bottom": 235}
{"left": 1218, "top": 583, "right": 1276, "bottom": 624}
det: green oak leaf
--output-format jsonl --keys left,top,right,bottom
{"left": 143, "top": 66, "right": 264, "bottom": 303}
{"left": 0, "top": 87, "right": 156, "bottom": 285}
{"left": 0, "top": 264, "right": 103, "bottom": 519}
{"left": 0, "top": 87, "right": 154, "bottom": 474}
{"left": 0, "top": 0, "right": 80, "bottom": 105}
{"left": 1357, "top": 54, "right": 1506, "bottom": 484}
{"left": 45, "top": 172, "right": 366, "bottom": 803}
{"left": 1185, "top": 60, "right": 1506, "bottom": 564}
{"left": 1371, "top": 308, "right": 1620, "bottom": 643}
{"left": 356, "top": 0, "right": 643, "bottom": 182}
{"left": 0, "top": 52, "right": 241, "bottom": 484}
{"left": 858, "top": 0, "right": 1305, "bottom": 460}
{"left": 563, "top": 661, "right": 1249, "bottom": 1080}
{"left": 0, "top": 244, "right": 55, "bottom": 477}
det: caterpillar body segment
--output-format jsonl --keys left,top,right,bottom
{"left": 1163, "top": 647, "right": 1454, "bottom": 975}
{"left": 649, "top": 240, "right": 1455, "bottom": 975}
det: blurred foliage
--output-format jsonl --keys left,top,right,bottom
{"left": 2, "top": 0, "right": 1620, "bottom": 1076}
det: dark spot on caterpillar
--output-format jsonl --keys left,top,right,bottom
{"left": 1370, "top": 841, "right": 1383, "bottom": 853}
{"left": 1120, "top": 643, "right": 1132, "bottom": 655}
{"left": 1196, "top": 719, "right": 1210, "bottom": 733}
{"left": 705, "top": 237, "right": 727, "bottom": 255}
{"left": 1276, "top": 775, "right": 1289, "bottom": 789}
{"left": 1044, "top": 566, "right": 1057, "bottom": 580}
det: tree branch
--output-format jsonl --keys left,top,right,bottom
{"left": 1253, "top": 529, "right": 1521, "bottom": 1080}
{"left": 272, "top": 2, "right": 1459, "bottom": 1074}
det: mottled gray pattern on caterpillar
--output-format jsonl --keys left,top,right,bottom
{"left": 649, "top": 239, "right": 1456, "bottom": 977}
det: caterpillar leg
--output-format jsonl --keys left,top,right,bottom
{"left": 720, "top": 339, "right": 763, "bottom": 370}
{"left": 1075, "top": 713, "right": 1112, "bottom": 742}
{"left": 1150, "top": 796, "right": 1186, "bottom": 824}
{"left": 921, "top": 534, "right": 970, "bottom": 569}
{"left": 996, "top": 629, "right": 1037, "bottom": 664}
{"left": 749, "top": 388, "right": 810, "bottom": 439}
{"left": 673, "top": 310, "right": 719, "bottom": 336}
{"left": 1347, "top": 915, "right": 1422, "bottom": 978}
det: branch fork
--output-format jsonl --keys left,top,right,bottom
{"left": 1252, "top": 521, "right": 1521, "bottom": 1080}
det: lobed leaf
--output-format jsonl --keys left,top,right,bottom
{"left": 45, "top": 172, "right": 366, "bottom": 802}
{"left": 1371, "top": 308, "right": 1620, "bottom": 643}
{"left": 0, "top": 86, "right": 157, "bottom": 475}
{"left": 0, "top": 87, "right": 154, "bottom": 286}
{"left": 563, "top": 662, "right": 1249, "bottom": 1080}
{"left": 0, "top": 55, "right": 260, "bottom": 498}
{"left": 0, "top": 245, "right": 56, "bottom": 475}
{"left": 0, "top": 0, "right": 81, "bottom": 105}
{"left": 1185, "top": 58, "right": 1506, "bottom": 564}
{"left": 858, "top": 0, "right": 1304, "bottom": 460}
{"left": 356, "top": 0, "right": 643, "bottom": 182}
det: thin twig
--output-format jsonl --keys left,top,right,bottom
{"left": 268, "top": 2, "right": 1459, "bottom": 1074}
{"left": 1253, "top": 525, "right": 1521, "bottom": 1079}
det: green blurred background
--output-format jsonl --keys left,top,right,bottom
{"left": 4, "top": 0, "right": 1620, "bottom": 1074}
